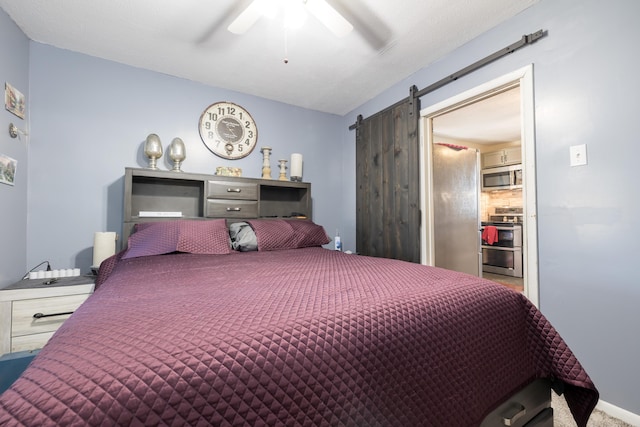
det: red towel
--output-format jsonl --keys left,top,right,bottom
{"left": 482, "top": 226, "right": 498, "bottom": 245}
{"left": 435, "top": 142, "right": 468, "bottom": 150}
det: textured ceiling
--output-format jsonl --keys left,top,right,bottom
{"left": 433, "top": 86, "right": 522, "bottom": 144}
{"left": 0, "top": 0, "right": 537, "bottom": 115}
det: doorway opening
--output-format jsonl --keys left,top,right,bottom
{"left": 418, "top": 65, "right": 539, "bottom": 307}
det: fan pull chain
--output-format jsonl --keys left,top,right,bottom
{"left": 283, "top": 27, "right": 289, "bottom": 64}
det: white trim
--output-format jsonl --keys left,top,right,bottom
{"left": 418, "top": 115, "right": 433, "bottom": 266}
{"left": 419, "top": 65, "right": 539, "bottom": 307}
{"left": 596, "top": 399, "right": 640, "bottom": 426}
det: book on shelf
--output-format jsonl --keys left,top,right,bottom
{"left": 138, "top": 211, "right": 183, "bottom": 218}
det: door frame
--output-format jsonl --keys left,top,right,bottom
{"left": 418, "top": 64, "right": 539, "bottom": 307}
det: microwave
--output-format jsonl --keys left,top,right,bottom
{"left": 481, "top": 164, "right": 522, "bottom": 191}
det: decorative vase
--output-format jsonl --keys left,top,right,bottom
{"left": 261, "top": 147, "right": 272, "bottom": 179}
{"left": 144, "top": 134, "right": 163, "bottom": 170}
{"left": 169, "top": 137, "right": 186, "bottom": 172}
{"left": 278, "top": 159, "right": 288, "bottom": 181}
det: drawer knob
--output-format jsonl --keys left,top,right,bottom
{"left": 226, "top": 188, "right": 242, "bottom": 193}
{"left": 33, "top": 311, "right": 74, "bottom": 319}
{"left": 226, "top": 207, "right": 242, "bottom": 212}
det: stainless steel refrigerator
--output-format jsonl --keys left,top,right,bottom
{"left": 432, "top": 143, "right": 482, "bottom": 276}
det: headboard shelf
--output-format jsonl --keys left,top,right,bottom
{"left": 123, "top": 168, "right": 311, "bottom": 247}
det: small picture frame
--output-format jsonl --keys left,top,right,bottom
{"left": 215, "top": 166, "right": 242, "bottom": 177}
{"left": 0, "top": 154, "right": 17, "bottom": 186}
{"left": 5, "top": 82, "right": 25, "bottom": 119}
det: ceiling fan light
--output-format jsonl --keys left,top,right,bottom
{"left": 304, "top": 0, "right": 353, "bottom": 37}
{"left": 259, "top": 0, "right": 278, "bottom": 20}
{"left": 283, "top": 0, "right": 308, "bottom": 29}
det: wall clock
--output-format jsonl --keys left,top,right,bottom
{"left": 198, "top": 101, "right": 258, "bottom": 160}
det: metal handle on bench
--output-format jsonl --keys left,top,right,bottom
{"left": 33, "top": 311, "right": 74, "bottom": 319}
{"left": 226, "top": 207, "right": 241, "bottom": 212}
{"left": 501, "top": 403, "right": 526, "bottom": 426}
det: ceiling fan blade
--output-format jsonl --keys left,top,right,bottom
{"left": 227, "top": 0, "right": 264, "bottom": 34}
{"left": 304, "top": 0, "right": 353, "bottom": 37}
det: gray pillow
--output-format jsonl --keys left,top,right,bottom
{"left": 229, "top": 222, "right": 258, "bottom": 252}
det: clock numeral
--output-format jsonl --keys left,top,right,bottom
{"left": 219, "top": 106, "right": 237, "bottom": 115}
{"left": 245, "top": 121, "right": 252, "bottom": 129}
{"left": 207, "top": 131, "right": 214, "bottom": 139}
{"left": 247, "top": 130, "right": 253, "bottom": 138}
{"left": 244, "top": 139, "right": 251, "bottom": 145}
{"left": 207, "top": 112, "right": 218, "bottom": 121}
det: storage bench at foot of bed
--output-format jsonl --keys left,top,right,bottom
{"left": 480, "top": 379, "right": 553, "bottom": 427}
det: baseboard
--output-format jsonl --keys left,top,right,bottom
{"left": 597, "top": 399, "right": 640, "bottom": 426}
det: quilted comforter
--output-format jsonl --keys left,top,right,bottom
{"left": 0, "top": 248, "right": 598, "bottom": 426}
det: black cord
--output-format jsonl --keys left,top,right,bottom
{"left": 21, "top": 261, "right": 51, "bottom": 280}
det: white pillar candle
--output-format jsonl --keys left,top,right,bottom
{"left": 93, "top": 232, "right": 117, "bottom": 267}
{"left": 290, "top": 153, "right": 303, "bottom": 180}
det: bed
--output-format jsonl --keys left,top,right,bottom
{"left": 0, "top": 219, "right": 598, "bottom": 426}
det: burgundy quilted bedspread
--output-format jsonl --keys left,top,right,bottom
{"left": 0, "top": 248, "right": 598, "bottom": 426}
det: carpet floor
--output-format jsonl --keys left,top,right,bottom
{"left": 552, "top": 394, "right": 633, "bottom": 427}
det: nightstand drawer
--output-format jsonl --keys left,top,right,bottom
{"left": 12, "top": 294, "right": 91, "bottom": 337}
{"left": 205, "top": 199, "right": 258, "bottom": 218}
{"left": 206, "top": 180, "right": 258, "bottom": 200}
{"left": 11, "top": 332, "right": 55, "bottom": 353}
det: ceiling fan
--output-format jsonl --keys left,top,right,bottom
{"left": 228, "top": 0, "right": 354, "bottom": 37}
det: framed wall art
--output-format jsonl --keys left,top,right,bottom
{"left": 5, "top": 82, "right": 25, "bottom": 119}
{"left": 0, "top": 154, "right": 17, "bottom": 186}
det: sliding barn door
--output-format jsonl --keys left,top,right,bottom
{"left": 355, "top": 93, "right": 420, "bottom": 262}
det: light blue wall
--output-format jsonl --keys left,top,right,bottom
{"left": 26, "top": 43, "right": 345, "bottom": 271}
{"left": 0, "top": 9, "right": 29, "bottom": 286}
{"left": 341, "top": 0, "right": 640, "bottom": 415}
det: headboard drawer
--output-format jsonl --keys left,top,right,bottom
{"left": 206, "top": 180, "right": 258, "bottom": 200}
{"left": 205, "top": 199, "right": 258, "bottom": 218}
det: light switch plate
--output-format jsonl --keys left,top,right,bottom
{"left": 570, "top": 144, "right": 587, "bottom": 167}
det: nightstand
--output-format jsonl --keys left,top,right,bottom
{"left": 0, "top": 276, "right": 95, "bottom": 356}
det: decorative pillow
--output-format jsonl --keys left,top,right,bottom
{"left": 123, "top": 219, "right": 231, "bottom": 259}
{"left": 229, "top": 222, "right": 258, "bottom": 252}
{"left": 246, "top": 219, "right": 330, "bottom": 251}
{"left": 176, "top": 220, "right": 231, "bottom": 254}
{"left": 122, "top": 221, "right": 180, "bottom": 259}
{"left": 287, "top": 219, "right": 332, "bottom": 248}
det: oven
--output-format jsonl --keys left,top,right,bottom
{"left": 481, "top": 223, "right": 523, "bottom": 278}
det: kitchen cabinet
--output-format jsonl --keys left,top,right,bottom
{"left": 482, "top": 147, "right": 522, "bottom": 168}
